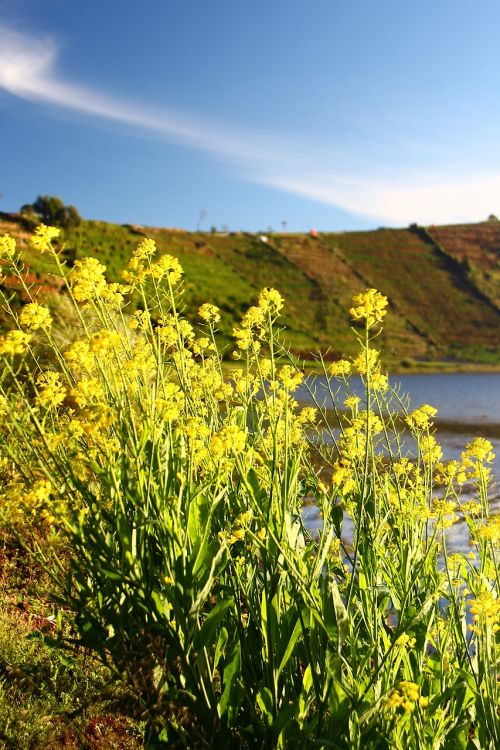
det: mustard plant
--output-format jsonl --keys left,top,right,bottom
{"left": 0, "top": 228, "right": 498, "bottom": 749}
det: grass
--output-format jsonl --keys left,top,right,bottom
{"left": 0, "top": 536, "right": 143, "bottom": 749}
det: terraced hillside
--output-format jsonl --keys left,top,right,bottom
{"left": 426, "top": 221, "right": 500, "bottom": 310}
{"left": 1, "top": 212, "right": 499, "bottom": 366}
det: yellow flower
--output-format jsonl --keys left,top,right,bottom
{"left": 278, "top": 365, "right": 303, "bottom": 391}
{"left": 460, "top": 500, "right": 482, "bottom": 516}
{"left": 462, "top": 437, "right": 495, "bottom": 465}
{"left": 296, "top": 406, "right": 317, "bottom": 424}
{"left": 211, "top": 425, "right": 246, "bottom": 460}
{"left": 406, "top": 404, "right": 437, "bottom": 431}
{"left": 371, "top": 371, "right": 389, "bottom": 392}
{"left": 22, "top": 479, "right": 52, "bottom": 509}
{"left": 233, "top": 326, "right": 253, "bottom": 351}
{"left": 421, "top": 434, "right": 443, "bottom": 464}
{"left": 0, "top": 233, "right": 16, "bottom": 259}
{"left": 329, "top": 359, "right": 351, "bottom": 377}
{"left": 432, "top": 498, "right": 458, "bottom": 528}
{"left": 64, "top": 339, "right": 95, "bottom": 373}
{"left": 155, "top": 383, "right": 184, "bottom": 422}
{"left": 468, "top": 590, "right": 500, "bottom": 631}
{"left": 129, "top": 310, "right": 150, "bottom": 330}
{"left": 30, "top": 224, "right": 60, "bottom": 253}
{"left": 240, "top": 305, "right": 266, "bottom": 331}
{"left": 71, "top": 377, "right": 104, "bottom": 408}
{"left": 191, "top": 337, "right": 214, "bottom": 355}
{"left": 36, "top": 371, "right": 66, "bottom": 409}
{"left": 19, "top": 302, "right": 52, "bottom": 331}
{"left": 395, "top": 633, "right": 416, "bottom": 649}
{"left": 349, "top": 288, "right": 388, "bottom": 328}
{"left": 476, "top": 515, "right": 500, "bottom": 545}
{"left": 386, "top": 681, "right": 426, "bottom": 713}
{"left": 344, "top": 396, "right": 360, "bottom": 410}
{"left": 258, "top": 287, "right": 284, "bottom": 314}
{"left": 353, "top": 349, "right": 379, "bottom": 376}
{"left": 71, "top": 257, "right": 107, "bottom": 302}
{"left": 90, "top": 330, "right": 122, "bottom": 354}
{"left": 133, "top": 237, "right": 156, "bottom": 261}
{"left": 198, "top": 303, "right": 221, "bottom": 323}
{"left": 0, "top": 330, "right": 31, "bottom": 356}
{"left": 149, "top": 254, "right": 183, "bottom": 284}
{"left": 100, "top": 282, "right": 126, "bottom": 308}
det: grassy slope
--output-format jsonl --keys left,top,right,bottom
{"left": 1, "top": 213, "right": 499, "bottom": 365}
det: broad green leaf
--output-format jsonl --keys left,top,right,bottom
{"left": 218, "top": 641, "right": 241, "bottom": 719}
{"left": 277, "top": 615, "right": 302, "bottom": 676}
{"left": 194, "top": 597, "right": 234, "bottom": 650}
{"left": 256, "top": 686, "right": 274, "bottom": 724}
{"left": 322, "top": 574, "right": 348, "bottom": 648}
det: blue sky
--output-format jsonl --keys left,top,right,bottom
{"left": 1, "top": 0, "right": 500, "bottom": 230}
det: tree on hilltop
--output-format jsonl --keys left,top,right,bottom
{"left": 21, "top": 195, "right": 81, "bottom": 229}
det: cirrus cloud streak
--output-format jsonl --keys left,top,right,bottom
{"left": 1, "top": 23, "right": 499, "bottom": 226}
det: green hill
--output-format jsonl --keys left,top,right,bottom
{"left": 1, "top": 212, "right": 499, "bottom": 367}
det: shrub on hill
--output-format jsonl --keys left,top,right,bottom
{"left": 20, "top": 195, "right": 82, "bottom": 229}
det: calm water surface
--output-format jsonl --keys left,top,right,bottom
{"left": 298, "top": 372, "right": 500, "bottom": 551}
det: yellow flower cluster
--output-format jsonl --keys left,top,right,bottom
{"left": 349, "top": 288, "right": 388, "bottom": 328}
{"left": 328, "top": 359, "right": 351, "bottom": 377}
{"left": 468, "top": 590, "right": 500, "bottom": 635}
{"left": 19, "top": 302, "right": 53, "bottom": 331}
{"left": 395, "top": 633, "right": 417, "bottom": 649}
{"left": 36, "top": 371, "right": 67, "bottom": 410}
{"left": 475, "top": 515, "right": 500, "bottom": 546}
{"left": 134, "top": 238, "right": 157, "bottom": 262}
{"left": 258, "top": 287, "right": 284, "bottom": 314}
{"left": 420, "top": 434, "right": 443, "bottom": 464}
{"left": 155, "top": 383, "right": 184, "bottom": 422}
{"left": 120, "top": 239, "right": 184, "bottom": 290}
{"left": 30, "top": 224, "right": 61, "bottom": 253}
{"left": 406, "top": 404, "right": 437, "bottom": 431}
{"left": 90, "top": 330, "right": 122, "bottom": 355}
{"left": 64, "top": 339, "right": 96, "bottom": 373}
{"left": 431, "top": 498, "right": 458, "bottom": 529}
{"left": 0, "top": 233, "right": 16, "bottom": 259}
{"left": 0, "top": 329, "right": 31, "bottom": 356}
{"left": 71, "top": 257, "right": 107, "bottom": 302}
{"left": 462, "top": 437, "right": 495, "bottom": 465}
{"left": 198, "top": 303, "right": 221, "bottom": 323}
{"left": 149, "top": 254, "right": 183, "bottom": 285}
{"left": 211, "top": 425, "right": 247, "bottom": 461}
{"left": 386, "top": 681, "right": 428, "bottom": 713}
{"left": 353, "top": 348, "right": 380, "bottom": 376}
{"left": 434, "top": 459, "right": 468, "bottom": 486}
{"left": 22, "top": 478, "right": 52, "bottom": 508}
{"left": 232, "top": 288, "right": 284, "bottom": 353}
{"left": 278, "top": 365, "right": 304, "bottom": 392}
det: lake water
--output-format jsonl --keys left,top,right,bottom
{"left": 297, "top": 372, "right": 500, "bottom": 551}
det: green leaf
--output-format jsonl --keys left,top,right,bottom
{"left": 218, "top": 641, "right": 241, "bottom": 720}
{"left": 214, "top": 626, "right": 228, "bottom": 671}
{"left": 194, "top": 597, "right": 234, "bottom": 651}
{"left": 443, "top": 726, "right": 469, "bottom": 750}
{"left": 277, "top": 615, "right": 302, "bottom": 676}
{"left": 189, "top": 544, "right": 229, "bottom": 617}
{"left": 330, "top": 503, "right": 343, "bottom": 536}
{"left": 256, "top": 686, "right": 274, "bottom": 724}
{"left": 322, "top": 574, "right": 348, "bottom": 648}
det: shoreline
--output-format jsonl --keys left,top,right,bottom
{"left": 300, "top": 360, "right": 500, "bottom": 375}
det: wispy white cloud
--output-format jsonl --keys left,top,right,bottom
{"left": 264, "top": 172, "right": 500, "bottom": 225}
{"left": 1, "top": 23, "right": 499, "bottom": 226}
